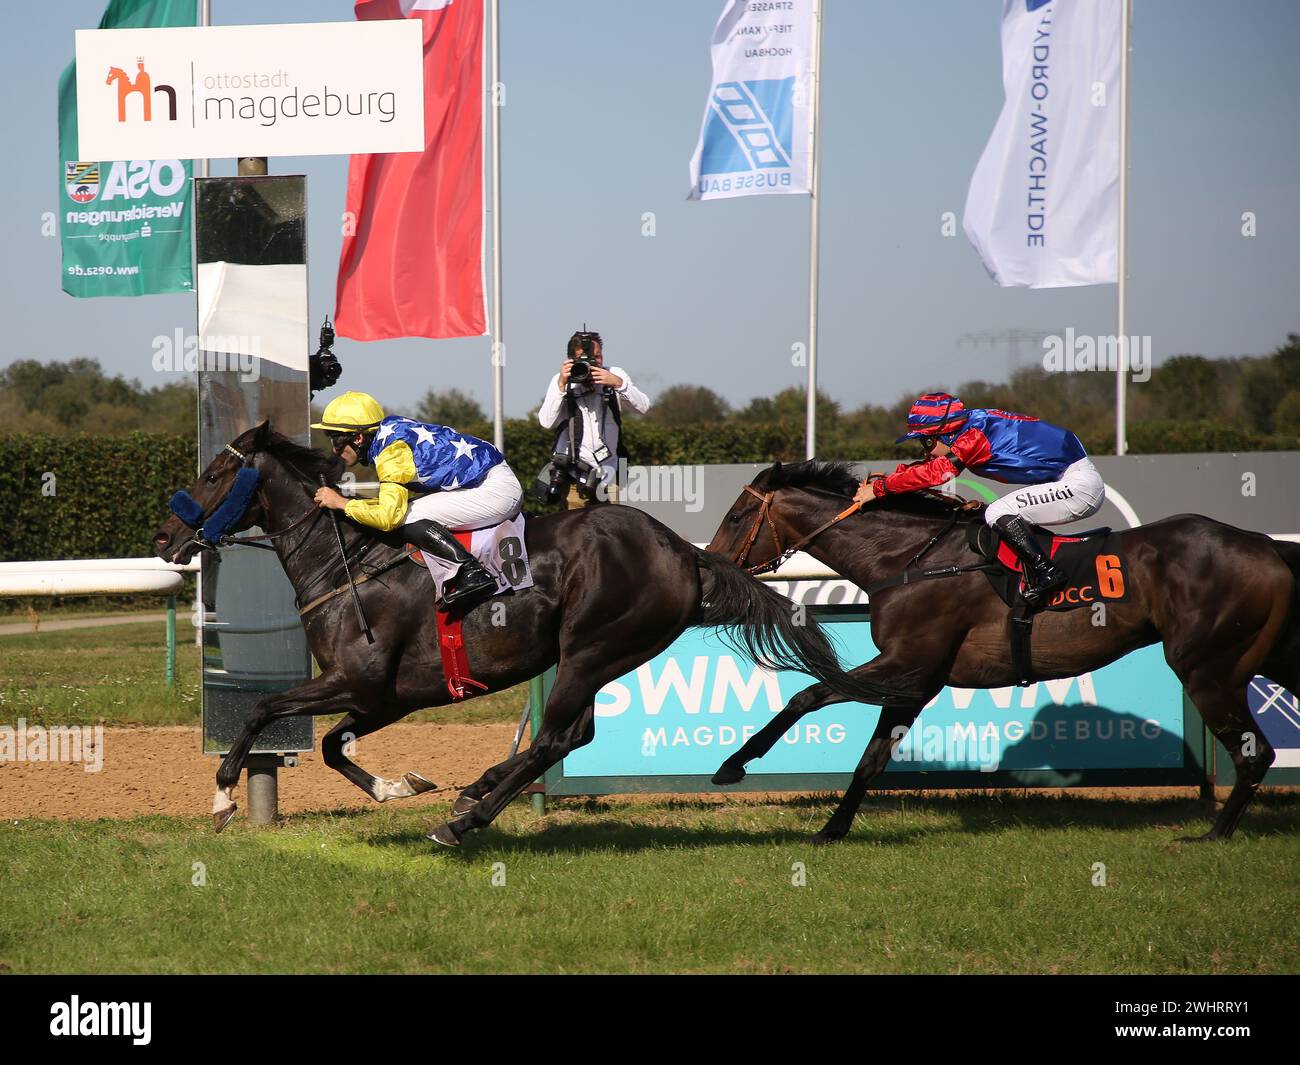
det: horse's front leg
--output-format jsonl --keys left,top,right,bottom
{"left": 321, "top": 710, "right": 437, "bottom": 803}
{"left": 813, "top": 701, "right": 924, "bottom": 843}
{"left": 213, "top": 670, "right": 359, "bottom": 831}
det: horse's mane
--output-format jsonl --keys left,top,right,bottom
{"left": 254, "top": 428, "right": 343, "bottom": 483}
{"left": 757, "top": 459, "right": 977, "bottom": 519}
{"left": 758, "top": 460, "right": 861, "bottom": 498}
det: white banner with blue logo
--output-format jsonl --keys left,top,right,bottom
{"left": 687, "top": 0, "right": 816, "bottom": 201}
{"left": 963, "top": 0, "right": 1122, "bottom": 287}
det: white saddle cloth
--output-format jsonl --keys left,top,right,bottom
{"left": 419, "top": 512, "right": 533, "bottom": 602}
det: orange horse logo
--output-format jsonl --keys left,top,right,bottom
{"left": 106, "top": 59, "right": 176, "bottom": 122}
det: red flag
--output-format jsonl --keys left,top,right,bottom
{"left": 336, "top": 0, "right": 486, "bottom": 340}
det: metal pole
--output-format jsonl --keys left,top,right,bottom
{"left": 529, "top": 674, "right": 545, "bottom": 815}
{"left": 490, "top": 0, "right": 505, "bottom": 453}
{"left": 804, "top": 0, "right": 823, "bottom": 461}
{"left": 165, "top": 594, "right": 176, "bottom": 686}
{"left": 1115, "top": 0, "right": 1131, "bottom": 456}
{"left": 246, "top": 754, "right": 280, "bottom": 824}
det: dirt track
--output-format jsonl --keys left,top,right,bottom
{"left": 0, "top": 721, "right": 516, "bottom": 820}
{"left": 3, "top": 720, "right": 1285, "bottom": 822}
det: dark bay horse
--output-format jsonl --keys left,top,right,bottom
{"left": 706, "top": 461, "right": 1300, "bottom": 844}
{"left": 152, "top": 425, "right": 912, "bottom": 846}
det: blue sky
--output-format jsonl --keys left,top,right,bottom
{"left": 8, "top": 0, "right": 1300, "bottom": 418}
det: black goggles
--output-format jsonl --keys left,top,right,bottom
{"left": 327, "top": 431, "right": 358, "bottom": 454}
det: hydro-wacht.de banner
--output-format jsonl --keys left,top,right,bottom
{"left": 58, "top": 0, "right": 195, "bottom": 298}
{"left": 963, "top": 0, "right": 1122, "bottom": 288}
{"left": 687, "top": 0, "right": 817, "bottom": 201}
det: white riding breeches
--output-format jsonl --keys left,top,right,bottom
{"left": 403, "top": 464, "right": 523, "bottom": 532}
{"left": 984, "top": 457, "right": 1106, "bottom": 527}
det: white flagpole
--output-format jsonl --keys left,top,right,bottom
{"left": 490, "top": 0, "right": 504, "bottom": 452}
{"left": 1115, "top": 0, "right": 1131, "bottom": 456}
{"left": 804, "top": 0, "right": 823, "bottom": 461}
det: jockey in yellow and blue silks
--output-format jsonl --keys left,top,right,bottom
{"left": 311, "top": 391, "right": 523, "bottom": 610}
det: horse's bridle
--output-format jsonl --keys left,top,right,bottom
{"left": 184, "top": 443, "right": 324, "bottom": 553}
{"left": 732, "top": 484, "right": 867, "bottom": 576}
{"left": 732, "top": 486, "right": 783, "bottom": 574}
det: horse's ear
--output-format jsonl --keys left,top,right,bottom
{"left": 253, "top": 419, "right": 271, "bottom": 446}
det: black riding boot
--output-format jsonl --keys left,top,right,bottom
{"left": 406, "top": 519, "right": 497, "bottom": 610}
{"left": 995, "top": 515, "right": 1066, "bottom": 609}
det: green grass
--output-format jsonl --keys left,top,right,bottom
{"left": 0, "top": 620, "right": 524, "bottom": 728}
{"left": 0, "top": 621, "right": 200, "bottom": 727}
{"left": 2, "top": 792, "right": 1297, "bottom": 974}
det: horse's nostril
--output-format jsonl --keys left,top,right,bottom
{"left": 154, "top": 532, "right": 170, "bottom": 547}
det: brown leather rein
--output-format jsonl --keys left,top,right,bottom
{"left": 731, "top": 477, "right": 981, "bottom": 576}
{"left": 732, "top": 484, "right": 866, "bottom": 576}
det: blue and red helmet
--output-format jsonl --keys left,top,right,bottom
{"left": 896, "top": 392, "right": 969, "bottom": 443}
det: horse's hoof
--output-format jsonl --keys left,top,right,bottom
{"left": 712, "top": 763, "right": 746, "bottom": 786}
{"left": 451, "top": 793, "right": 481, "bottom": 816}
{"left": 402, "top": 771, "right": 437, "bottom": 795}
{"left": 811, "top": 828, "right": 845, "bottom": 846}
{"left": 213, "top": 804, "right": 237, "bottom": 834}
{"left": 427, "top": 823, "right": 462, "bottom": 848}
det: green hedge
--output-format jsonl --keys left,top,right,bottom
{"left": 3, "top": 418, "right": 1295, "bottom": 563}
{"left": 0, "top": 433, "right": 196, "bottom": 562}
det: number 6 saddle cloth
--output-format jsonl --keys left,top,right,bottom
{"left": 408, "top": 512, "right": 534, "bottom": 604}
{"left": 967, "top": 521, "right": 1131, "bottom": 612}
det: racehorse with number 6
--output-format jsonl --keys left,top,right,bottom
{"left": 705, "top": 457, "right": 1300, "bottom": 845}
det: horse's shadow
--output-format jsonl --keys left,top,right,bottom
{"left": 351, "top": 788, "right": 1299, "bottom": 857}
{"left": 995, "top": 700, "right": 1194, "bottom": 786}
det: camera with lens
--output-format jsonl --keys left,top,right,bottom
{"left": 567, "top": 330, "right": 601, "bottom": 387}
{"left": 531, "top": 451, "right": 602, "bottom": 505}
{"left": 309, "top": 316, "right": 342, "bottom": 396}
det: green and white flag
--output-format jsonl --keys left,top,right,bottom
{"left": 58, "top": 0, "right": 196, "bottom": 298}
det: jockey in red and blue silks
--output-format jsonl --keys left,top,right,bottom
{"left": 853, "top": 392, "right": 1106, "bottom": 607}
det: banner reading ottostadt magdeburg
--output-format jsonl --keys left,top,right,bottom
{"left": 74, "top": 20, "right": 424, "bottom": 160}
{"left": 687, "top": 0, "right": 817, "bottom": 201}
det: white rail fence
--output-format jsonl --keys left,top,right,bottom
{"left": 0, "top": 557, "right": 200, "bottom": 683}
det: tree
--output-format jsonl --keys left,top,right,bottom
{"left": 644, "top": 384, "right": 730, "bottom": 426}
{"left": 413, "top": 388, "right": 487, "bottom": 427}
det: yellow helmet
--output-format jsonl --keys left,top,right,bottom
{"left": 311, "top": 391, "right": 385, "bottom": 432}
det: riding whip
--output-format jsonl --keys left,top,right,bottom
{"left": 320, "top": 474, "right": 374, "bottom": 644}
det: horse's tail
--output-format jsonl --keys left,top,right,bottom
{"left": 693, "top": 548, "right": 918, "bottom": 706}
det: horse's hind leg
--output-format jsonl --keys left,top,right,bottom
{"left": 814, "top": 702, "right": 923, "bottom": 844}
{"left": 452, "top": 703, "right": 595, "bottom": 815}
{"left": 322, "top": 711, "right": 437, "bottom": 803}
{"left": 430, "top": 671, "right": 603, "bottom": 846}
{"left": 1185, "top": 678, "right": 1275, "bottom": 841}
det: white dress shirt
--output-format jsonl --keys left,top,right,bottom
{"left": 537, "top": 365, "right": 651, "bottom": 480}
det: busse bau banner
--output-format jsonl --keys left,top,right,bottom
{"left": 58, "top": 0, "right": 195, "bottom": 298}
{"left": 687, "top": 0, "right": 817, "bottom": 201}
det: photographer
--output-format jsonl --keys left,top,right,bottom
{"left": 536, "top": 330, "right": 650, "bottom": 506}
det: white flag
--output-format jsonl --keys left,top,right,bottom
{"left": 963, "top": 0, "right": 1122, "bottom": 288}
{"left": 687, "top": 0, "right": 817, "bottom": 202}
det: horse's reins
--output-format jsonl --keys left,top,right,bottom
{"left": 733, "top": 475, "right": 987, "bottom": 588}
{"left": 734, "top": 484, "right": 865, "bottom": 576}
{"left": 185, "top": 442, "right": 382, "bottom": 638}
